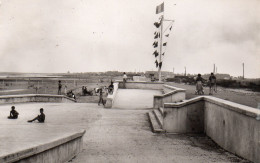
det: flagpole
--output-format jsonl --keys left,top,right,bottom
{"left": 158, "top": 14, "right": 164, "bottom": 82}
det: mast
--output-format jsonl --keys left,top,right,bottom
{"left": 158, "top": 15, "right": 164, "bottom": 82}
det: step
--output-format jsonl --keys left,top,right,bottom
{"left": 147, "top": 112, "right": 164, "bottom": 133}
{"left": 153, "top": 109, "right": 163, "bottom": 128}
{"left": 159, "top": 107, "right": 164, "bottom": 115}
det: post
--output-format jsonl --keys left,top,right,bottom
{"left": 184, "top": 67, "right": 186, "bottom": 76}
{"left": 213, "top": 64, "right": 215, "bottom": 73}
{"left": 242, "top": 63, "right": 244, "bottom": 79}
{"left": 158, "top": 15, "right": 164, "bottom": 82}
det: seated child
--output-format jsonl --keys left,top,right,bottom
{"left": 8, "top": 106, "right": 19, "bottom": 119}
{"left": 28, "top": 108, "right": 45, "bottom": 123}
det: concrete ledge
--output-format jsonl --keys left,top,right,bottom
{"left": 164, "top": 96, "right": 260, "bottom": 118}
{"left": 117, "top": 80, "right": 164, "bottom": 90}
{"left": 0, "top": 130, "right": 86, "bottom": 163}
{"left": 153, "top": 84, "right": 186, "bottom": 109}
{"left": 0, "top": 94, "right": 76, "bottom": 104}
{"left": 105, "top": 83, "right": 119, "bottom": 108}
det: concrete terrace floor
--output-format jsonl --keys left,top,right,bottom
{"left": 0, "top": 102, "right": 249, "bottom": 163}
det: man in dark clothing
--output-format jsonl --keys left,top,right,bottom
{"left": 98, "top": 87, "right": 105, "bottom": 106}
{"left": 8, "top": 106, "right": 19, "bottom": 119}
{"left": 58, "top": 80, "right": 62, "bottom": 95}
{"left": 28, "top": 108, "right": 45, "bottom": 123}
{"left": 209, "top": 73, "right": 217, "bottom": 95}
{"left": 108, "top": 81, "right": 114, "bottom": 94}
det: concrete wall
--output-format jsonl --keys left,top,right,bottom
{"left": 163, "top": 96, "right": 260, "bottom": 163}
{"left": 163, "top": 97, "right": 204, "bottom": 133}
{"left": 0, "top": 130, "right": 85, "bottom": 163}
{"left": 0, "top": 94, "right": 76, "bottom": 105}
{"left": 118, "top": 81, "right": 164, "bottom": 90}
{"left": 105, "top": 82, "right": 119, "bottom": 108}
{"left": 153, "top": 85, "right": 186, "bottom": 109}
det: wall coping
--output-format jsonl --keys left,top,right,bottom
{"left": 0, "top": 130, "right": 86, "bottom": 163}
{"left": 0, "top": 94, "right": 76, "bottom": 102}
{"left": 154, "top": 84, "right": 186, "bottom": 98}
{"left": 164, "top": 96, "right": 260, "bottom": 119}
{"left": 116, "top": 80, "right": 164, "bottom": 84}
{"left": 163, "top": 84, "right": 186, "bottom": 91}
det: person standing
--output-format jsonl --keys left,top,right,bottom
{"left": 209, "top": 73, "right": 217, "bottom": 95}
{"left": 195, "top": 74, "right": 205, "bottom": 95}
{"left": 123, "top": 72, "right": 127, "bottom": 88}
{"left": 98, "top": 87, "right": 105, "bottom": 106}
{"left": 64, "top": 85, "right": 67, "bottom": 95}
{"left": 58, "top": 80, "right": 62, "bottom": 95}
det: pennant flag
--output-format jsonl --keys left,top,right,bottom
{"left": 154, "top": 33, "right": 159, "bottom": 39}
{"left": 156, "top": 2, "right": 164, "bottom": 14}
{"left": 155, "top": 60, "right": 159, "bottom": 67}
{"left": 158, "top": 33, "right": 160, "bottom": 38}
{"left": 169, "top": 26, "right": 172, "bottom": 30}
{"left": 163, "top": 42, "right": 167, "bottom": 46}
{"left": 159, "top": 62, "right": 162, "bottom": 69}
{"left": 153, "top": 50, "right": 159, "bottom": 57}
{"left": 153, "top": 41, "right": 157, "bottom": 46}
{"left": 153, "top": 42, "right": 158, "bottom": 48}
{"left": 154, "top": 22, "right": 160, "bottom": 28}
{"left": 154, "top": 32, "right": 157, "bottom": 35}
{"left": 165, "top": 34, "right": 169, "bottom": 37}
{"left": 162, "top": 52, "right": 165, "bottom": 56}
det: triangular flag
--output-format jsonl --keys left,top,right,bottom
{"left": 169, "top": 26, "right": 172, "bottom": 30}
{"left": 159, "top": 62, "right": 162, "bottom": 69}
{"left": 154, "top": 33, "right": 159, "bottom": 39}
{"left": 158, "top": 33, "right": 160, "bottom": 38}
{"left": 153, "top": 41, "right": 157, "bottom": 46}
{"left": 155, "top": 60, "right": 159, "bottom": 67}
{"left": 154, "top": 22, "right": 161, "bottom": 28}
{"left": 154, "top": 42, "right": 158, "bottom": 48}
{"left": 153, "top": 50, "right": 159, "bottom": 57}
{"left": 154, "top": 32, "right": 157, "bottom": 35}
{"left": 162, "top": 52, "right": 165, "bottom": 56}
{"left": 163, "top": 42, "right": 167, "bottom": 46}
{"left": 165, "top": 34, "right": 169, "bottom": 37}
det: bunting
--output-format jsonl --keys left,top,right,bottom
{"left": 163, "top": 42, "right": 167, "bottom": 46}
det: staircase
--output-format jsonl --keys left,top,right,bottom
{"left": 147, "top": 107, "right": 165, "bottom": 133}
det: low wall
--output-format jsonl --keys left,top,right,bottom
{"left": 118, "top": 81, "right": 164, "bottom": 90}
{"left": 163, "top": 96, "right": 260, "bottom": 163}
{"left": 0, "top": 130, "right": 86, "bottom": 163}
{"left": 153, "top": 85, "right": 186, "bottom": 109}
{"left": 105, "top": 82, "right": 119, "bottom": 108}
{"left": 0, "top": 94, "right": 76, "bottom": 105}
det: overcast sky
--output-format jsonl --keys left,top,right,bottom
{"left": 0, "top": 0, "right": 259, "bottom": 78}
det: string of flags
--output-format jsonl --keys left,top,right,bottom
{"left": 152, "top": 18, "right": 173, "bottom": 69}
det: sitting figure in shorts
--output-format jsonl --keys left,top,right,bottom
{"left": 8, "top": 106, "right": 19, "bottom": 119}
{"left": 28, "top": 108, "right": 45, "bottom": 123}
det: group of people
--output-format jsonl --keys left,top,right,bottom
{"left": 195, "top": 73, "right": 217, "bottom": 95}
{"left": 7, "top": 106, "right": 45, "bottom": 123}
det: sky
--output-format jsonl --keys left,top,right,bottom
{"left": 0, "top": 0, "right": 259, "bottom": 78}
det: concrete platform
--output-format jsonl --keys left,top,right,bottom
{"left": 0, "top": 102, "right": 249, "bottom": 162}
{"left": 113, "top": 89, "right": 162, "bottom": 109}
{"left": 0, "top": 103, "right": 101, "bottom": 161}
